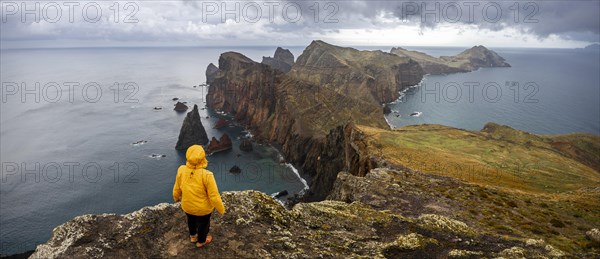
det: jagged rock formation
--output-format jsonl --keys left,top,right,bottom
{"left": 31, "top": 174, "right": 577, "bottom": 258}
{"left": 206, "top": 134, "right": 232, "bottom": 154}
{"left": 175, "top": 105, "right": 209, "bottom": 150}
{"left": 207, "top": 41, "right": 424, "bottom": 200}
{"left": 261, "top": 47, "right": 294, "bottom": 72}
{"left": 205, "top": 63, "right": 219, "bottom": 84}
{"left": 173, "top": 101, "right": 188, "bottom": 112}
{"left": 391, "top": 45, "right": 510, "bottom": 74}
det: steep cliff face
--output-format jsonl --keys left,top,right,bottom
{"left": 205, "top": 63, "right": 219, "bottom": 84}
{"left": 261, "top": 47, "right": 294, "bottom": 73}
{"left": 301, "top": 123, "right": 382, "bottom": 201}
{"left": 391, "top": 45, "right": 510, "bottom": 74}
{"left": 206, "top": 42, "right": 413, "bottom": 200}
{"left": 175, "top": 104, "right": 208, "bottom": 150}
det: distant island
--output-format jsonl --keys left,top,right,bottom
{"left": 30, "top": 41, "right": 600, "bottom": 258}
{"left": 390, "top": 45, "right": 510, "bottom": 74}
{"left": 581, "top": 43, "right": 600, "bottom": 51}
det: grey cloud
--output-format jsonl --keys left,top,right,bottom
{"left": 321, "top": 0, "right": 599, "bottom": 41}
{"left": 0, "top": 0, "right": 598, "bottom": 46}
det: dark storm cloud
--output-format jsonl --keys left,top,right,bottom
{"left": 0, "top": 0, "right": 598, "bottom": 46}
{"left": 320, "top": 0, "right": 599, "bottom": 41}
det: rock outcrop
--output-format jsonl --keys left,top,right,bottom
{"left": 205, "top": 63, "right": 219, "bottom": 84}
{"left": 206, "top": 134, "right": 232, "bottom": 154}
{"left": 175, "top": 104, "right": 209, "bottom": 150}
{"left": 261, "top": 47, "right": 295, "bottom": 72}
{"left": 391, "top": 45, "right": 510, "bottom": 74}
{"left": 30, "top": 176, "right": 572, "bottom": 258}
{"left": 173, "top": 101, "right": 188, "bottom": 112}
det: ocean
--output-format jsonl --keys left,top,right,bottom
{"left": 1, "top": 45, "right": 599, "bottom": 255}
{"left": 384, "top": 47, "right": 600, "bottom": 135}
{"left": 0, "top": 46, "right": 308, "bottom": 255}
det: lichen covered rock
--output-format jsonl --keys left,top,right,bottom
{"left": 417, "top": 214, "right": 474, "bottom": 236}
{"left": 31, "top": 187, "right": 569, "bottom": 258}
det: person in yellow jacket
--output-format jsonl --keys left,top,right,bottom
{"left": 173, "top": 145, "right": 225, "bottom": 247}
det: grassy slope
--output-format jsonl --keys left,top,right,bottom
{"left": 355, "top": 123, "right": 600, "bottom": 252}
{"left": 359, "top": 123, "right": 600, "bottom": 194}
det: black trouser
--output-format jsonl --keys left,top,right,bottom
{"left": 186, "top": 212, "right": 212, "bottom": 243}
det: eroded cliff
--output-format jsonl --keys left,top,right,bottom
{"left": 206, "top": 42, "right": 424, "bottom": 200}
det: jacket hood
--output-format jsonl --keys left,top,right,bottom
{"left": 185, "top": 145, "right": 208, "bottom": 169}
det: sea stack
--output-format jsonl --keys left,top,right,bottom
{"left": 174, "top": 101, "right": 188, "bottom": 112}
{"left": 261, "top": 47, "right": 295, "bottom": 72}
{"left": 206, "top": 134, "right": 232, "bottom": 154}
{"left": 175, "top": 105, "right": 209, "bottom": 150}
{"left": 206, "top": 63, "right": 219, "bottom": 84}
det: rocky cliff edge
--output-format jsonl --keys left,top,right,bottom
{"left": 30, "top": 168, "right": 573, "bottom": 258}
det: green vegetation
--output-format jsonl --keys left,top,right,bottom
{"left": 351, "top": 123, "right": 600, "bottom": 253}
{"left": 359, "top": 123, "right": 600, "bottom": 194}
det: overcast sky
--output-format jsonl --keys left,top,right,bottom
{"left": 1, "top": 0, "right": 599, "bottom": 49}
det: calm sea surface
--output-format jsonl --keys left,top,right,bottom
{"left": 0, "top": 46, "right": 308, "bottom": 255}
{"left": 384, "top": 47, "right": 600, "bottom": 135}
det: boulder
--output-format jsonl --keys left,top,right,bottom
{"left": 175, "top": 105, "right": 209, "bottom": 150}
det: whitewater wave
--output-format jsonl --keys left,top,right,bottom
{"left": 284, "top": 162, "right": 309, "bottom": 191}
{"left": 383, "top": 78, "right": 425, "bottom": 129}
